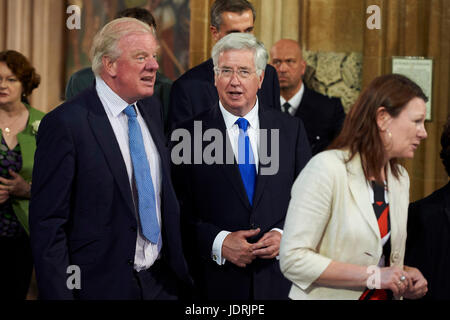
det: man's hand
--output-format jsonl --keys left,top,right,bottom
{"left": 222, "top": 228, "right": 260, "bottom": 267}
{"left": 403, "top": 266, "right": 428, "bottom": 299}
{"left": 251, "top": 230, "right": 282, "bottom": 259}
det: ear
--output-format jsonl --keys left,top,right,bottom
{"left": 258, "top": 70, "right": 265, "bottom": 89}
{"left": 300, "top": 59, "right": 307, "bottom": 77}
{"left": 210, "top": 25, "right": 220, "bottom": 43}
{"left": 376, "top": 106, "right": 391, "bottom": 131}
{"left": 102, "top": 56, "right": 117, "bottom": 78}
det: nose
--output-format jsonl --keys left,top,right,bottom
{"left": 419, "top": 124, "right": 428, "bottom": 139}
{"left": 229, "top": 71, "right": 241, "bottom": 85}
{"left": 146, "top": 56, "right": 159, "bottom": 71}
{"left": 278, "top": 61, "right": 289, "bottom": 72}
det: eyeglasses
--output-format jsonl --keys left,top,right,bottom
{"left": 214, "top": 67, "right": 256, "bottom": 79}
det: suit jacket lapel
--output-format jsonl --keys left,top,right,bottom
{"left": 86, "top": 89, "right": 135, "bottom": 218}
{"left": 346, "top": 153, "right": 381, "bottom": 240}
{"left": 252, "top": 106, "right": 270, "bottom": 209}
{"left": 209, "top": 104, "right": 251, "bottom": 210}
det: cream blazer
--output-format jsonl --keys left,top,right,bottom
{"left": 279, "top": 149, "right": 410, "bottom": 300}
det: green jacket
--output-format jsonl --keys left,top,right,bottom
{"left": 0, "top": 105, "right": 45, "bottom": 234}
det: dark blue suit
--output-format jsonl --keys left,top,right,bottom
{"left": 168, "top": 58, "right": 281, "bottom": 131}
{"left": 171, "top": 103, "right": 311, "bottom": 300}
{"left": 29, "top": 87, "right": 191, "bottom": 299}
{"left": 293, "top": 86, "right": 345, "bottom": 155}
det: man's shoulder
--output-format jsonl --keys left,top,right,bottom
{"left": 48, "top": 87, "right": 96, "bottom": 120}
{"left": 305, "top": 86, "right": 340, "bottom": 103}
{"left": 411, "top": 182, "right": 450, "bottom": 211}
{"left": 175, "top": 59, "right": 213, "bottom": 83}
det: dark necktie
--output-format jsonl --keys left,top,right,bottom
{"left": 235, "top": 118, "right": 256, "bottom": 205}
{"left": 282, "top": 102, "right": 291, "bottom": 113}
{"left": 123, "top": 105, "right": 159, "bottom": 244}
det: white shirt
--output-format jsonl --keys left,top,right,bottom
{"left": 211, "top": 99, "right": 282, "bottom": 265}
{"left": 96, "top": 76, "right": 162, "bottom": 272}
{"left": 280, "top": 83, "right": 305, "bottom": 116}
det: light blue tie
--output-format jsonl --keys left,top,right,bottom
{"left": 236, "top": 118, "right": 257, "bottom": 205}
{"left": 123, "top": 105, "right": 159, "bottom": 244}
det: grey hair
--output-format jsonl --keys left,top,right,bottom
{"left": 91, "top": 17, "right": 155, "bottom": 76}
{"left": 211, "top": 33, "right": 268, "bottom": 76}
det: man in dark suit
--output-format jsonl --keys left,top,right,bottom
{"left": 65, "top": 7, "right": 173, "bottom": 131}
{"left": 168, "top": 0, "right": 281, "bottom": 131}
{"left": 171, "top": 33, "right": 311, "bottom": 300}
{"left": 29, "top": 18, "right": 191, "bottom": 300}
{"left": 270, "top": 39, "right": 346, "bottom": 155}
{"left": 405, "top": 118, "right": 450, "bottom": 300}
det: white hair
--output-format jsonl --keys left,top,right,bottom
{"left": 90, "top": 17, "right": 155, "bottom": 76}
{"left": 211, "top": 33, "right": 268, "bottom": 76}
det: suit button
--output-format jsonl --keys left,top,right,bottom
{"left": 128, "top": 259, "right": 134, "bottom": 266}
{"left": 392, "top": 251, "right": 400, "bottom": 262}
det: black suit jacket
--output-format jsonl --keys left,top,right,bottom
{"left": 171, "top": 103, "right": 311, "bottom": 300}
{"left": 293, "top": 86, "right": 345, "bottom": 155}
{"left": 168, "top": 58, "right": 281, "bottom": 131}
{"left": 29, "top": 87, "right": 191, "bottom": 299}
{"left": 405, "top": 182, "right": 450, "bottom": 300}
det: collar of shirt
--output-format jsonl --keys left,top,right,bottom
{"left": 218, "top": 98, "right": 260, "bottom": 131}
{"left": 280, "top": 83, "right": 305, "bottom": 115}
{"left": 95, "top": 76, "right": 139, "bottom": 117}
{"left": 218, "top": 99, "right": 260, "bottom": 173}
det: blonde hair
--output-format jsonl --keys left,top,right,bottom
{"left": 91, "top": 17, "right": 155, "bottom": 76}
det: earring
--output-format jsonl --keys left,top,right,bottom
{"left": 387, "top": 129, "right": 392, "bottom": 138}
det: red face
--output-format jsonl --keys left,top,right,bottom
{"left": 0, "top": 62, "right": 23, "bottom": 106}
{"left": 214, "top": 49, "right": 264, "bottom": 117}
{"left": 107, "top": 32, "right": 159, "bottom": 103}
{"left": 384, "top": 97, "right": 428, "bottom": 159}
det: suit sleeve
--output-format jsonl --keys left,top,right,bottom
{"left": 29, "top": 110, "right": 76, "bottom": 300}
{"left": 331, "top": 98, "right": 346, "bottom": 140}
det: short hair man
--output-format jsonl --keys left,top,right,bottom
{"left": 168, "top": 0, "right": 281, "bottom": 131}
{"left": 171, "top": 33, "right": 311, "bottom": 300}
{"left": 65, "top": 7, "right": 173, "bottom": 131}
{"left": 30, "top": 18, "right": 191, "bottom": 300}
{"left": 270, "top": 39, "right": 346, "bottom": 155}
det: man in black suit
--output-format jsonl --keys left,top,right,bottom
{"left": 29, "top": 18, "right": 191, "bottom": 300}
{"left": 168, "top": 0, "right": 281, "bottom": 131}
{"left": 405, "top": 118, "right": 450, "bottom": 300}
{"left": 270, "top": 39, "right": 346, "bottom": 155}
{"left": 171, "top": 33, "right": 311, "bottom": 300}
{"left": 65, "top": 7, "right": 173, "bottom": 132}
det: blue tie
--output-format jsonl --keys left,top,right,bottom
{"left": 123, "top": 105, "right": 159, "bottom": 244}
{"left": 236, "top": 118, "right": 257, "bottom": 205}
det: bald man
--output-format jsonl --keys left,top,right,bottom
{"left": 270, "top": 39, "right": 345, "bottom": 155}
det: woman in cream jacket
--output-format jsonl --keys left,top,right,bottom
{"left": 280, "top": 74, "right": 428, "bottom": 300}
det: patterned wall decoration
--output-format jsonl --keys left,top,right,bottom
{"left": 65, "top": 0, "right": 190, "bottom": 83}
{"left": 302, "top": 50, "right": 363, "bottom": 113}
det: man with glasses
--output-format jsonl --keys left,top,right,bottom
{"left": 168, "top": 0, "right": 281, "bottom": 132}
{"left": 171, "top": 33, "right": 311, "bottom": 300}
